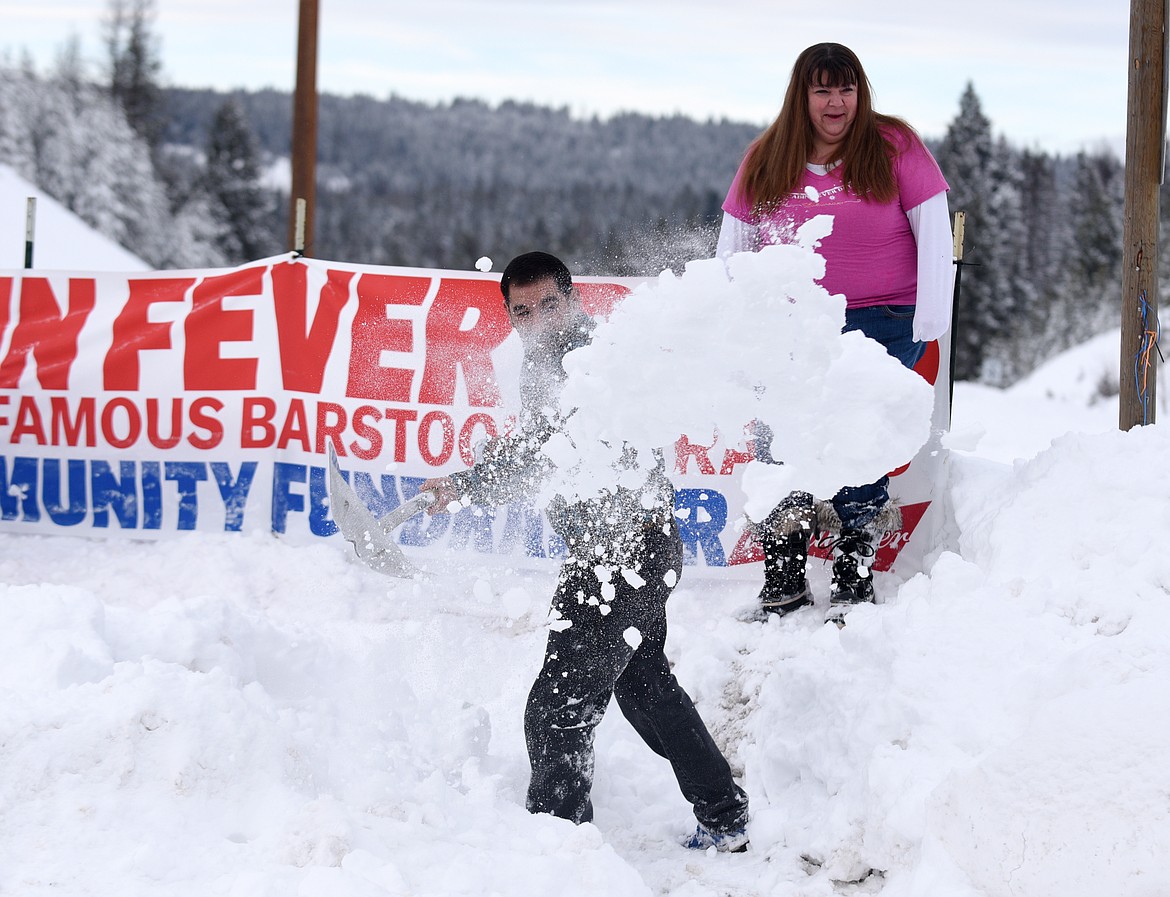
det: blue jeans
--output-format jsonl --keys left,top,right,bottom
{"left": 833, "top": 304, "right": 922, "bottom": 529}
{"left": 843, "top": 304, "right": 924, "bottom": 369}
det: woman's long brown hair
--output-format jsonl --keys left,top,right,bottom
{"left": 734, "top": 43, "right": 916, "bottom": 209}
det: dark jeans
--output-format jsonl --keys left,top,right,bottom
{"left": 524, "top": 523, "right": 748, "bottom": 833}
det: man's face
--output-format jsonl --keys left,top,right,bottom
{"left": 505, "top": 276, "right": 578, "bottom": 345}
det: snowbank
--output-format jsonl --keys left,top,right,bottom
{"left": 2, "top": 354, "right": 1168, "bottom": 895}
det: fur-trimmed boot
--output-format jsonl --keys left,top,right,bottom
{"left": 825, "top": 503, "right": 902, "bottom": 624}
{"left": 828, "top": 527, "right": 876, "bottom": 609}
{"left": 756, "top": 492, "right": 815, "bottom": 617}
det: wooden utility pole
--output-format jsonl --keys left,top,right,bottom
{"left": 1119, "top": 0, "right": 1166, "bottom": 429}
{"left": 288, "top": 0, "right": 319, "bottom": 253}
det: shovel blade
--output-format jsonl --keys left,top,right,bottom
{"left": 327, "top": 448, "right": 427, "bottom": 577}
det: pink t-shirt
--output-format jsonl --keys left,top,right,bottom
{"left": 722, "top": 127, "right": 948, "bottom": 309}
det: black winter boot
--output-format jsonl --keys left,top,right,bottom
{"left": 827, "top": 527, "right": 876, "bottom": 624}
{"left": 756, "top": 491, "right": 814, "bottom": 617}
{"left": 758, "top": 529, "right": 811, "bottom": 616}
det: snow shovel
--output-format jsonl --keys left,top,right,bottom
{"left": 326, "top": 447, "right": 434, "bottom": 577}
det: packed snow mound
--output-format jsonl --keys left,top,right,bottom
{"left": 2, "top": 412, "right": 1169, "bottom": 896}
{"left": 551, "top": 244, "right": 935, "bottom": 518}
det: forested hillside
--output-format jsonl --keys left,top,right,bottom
{"left": 162, "top": 87, "right": 758, "bottom": 276}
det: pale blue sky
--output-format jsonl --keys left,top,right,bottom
{"left": 7, "top": 0, "right": 1134, "bottom": 154}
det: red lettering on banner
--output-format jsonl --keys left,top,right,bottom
{"left": 277, "top": 398, "right": 311, "bottom": 451}
{"left": 350, "top": 405, "right": 384, "bottom": 460}
{"left": 719, "top": 445, "right": 755, "bottom": 475}
{"left": 242, "top": 397, "right": 277, "bottom": 448}
{"left": 51, "top": 396, "right": 96, "bottom": 447}
{"left": 418, "top": 279, "right": 511, "bottom": 406}
{"left": 185, "top": 267, "right": 264, "bottom": 390}
{"left": 103, "top": 278, "right": 194, "bottom": 390}
{"left": 729, "top": 502, "right": 931, "bottom": 570}
{"left": 271, "top": 262, "right": 353, "bottom": 394}
{"left": 11, "top": 395, "right": 47, "bottom": 444}
{"left": 418, "top": 410, "right": 455, "bottom": 466}
{"left": 102, "top": 397, "right": 141, "bottom": 449}
{"left": 458, "top": 412, "right": 499, "bottom": 466}
{"left": 0, "top": 278, "right": 96, "bottom": 389}
{"left": 674, "top": 435, "right": 717, "bottom": 475}
{"left": 188, "top": 397, "right": 224, "bottom": 449}
{"left": 727, "top": 529, "right": 763, "bottom": 566}
{"left": 6, "top": 395, "right": 230, "bottom": 450}
{"left": 0, "top": 394, "right": 8, "bottom": 427}
{"left": 577, "top": 282, "right": 631, "bottom": 319}
{"left": 315, "top": 401, "right": 347, "bottom": 455}
{"left": 346, "top": 273, "right": 430, "bottom": 402}
{"left": 146, "top": 398, "right": 183, "bottom": 449}
{"left": 384, "top": 408, "right": 418, "bottom": 463}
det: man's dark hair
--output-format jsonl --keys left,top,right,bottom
{"left": 499, "top": 251, "right": 573, "bottom": 303}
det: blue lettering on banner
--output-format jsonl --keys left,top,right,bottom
{"left": 213, "top": 462, "right": 257, "bottom": 531}
{"left": 1, "top": 455, "right": 258, "bottom": 532}
{"left": 353, "top": 472, "right": 403, "bottom": 517}
{"left": 91, "top": 460, "right": 139, "bottom": 529}
{"left": 43, "top": 459, "right": 87, "bottom": 526}
{"left": 1, "top": 455, "right": 731, "bottom": 568}
{"left": 142, "top": 462, "right": 162, "bottom": 529}
{"left": 675, "top": 488, "right": 728, "bottom": 567}
{"left": 271, "top": 462, "right": 350, "bottom": 536}
{"left": 271, "top": 462, "right": 306, "bottom": 535}
{"left": 308, "top": 465, "right": 334, "bottom": 537}
{"left": 449, "top": 504, "right": 497, "bottom": 553}
{"left": 289, "top": 464, "right": 731, "bottom": 565}
{"left": 1, "top": 456, "right": 42, "bottom": 522}
{"left": 163, "top": 461, "right": 207, "bottom": 530}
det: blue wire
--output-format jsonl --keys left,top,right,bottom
{"left": 1134, "top": 291, "right": 1161, "bottom": 425}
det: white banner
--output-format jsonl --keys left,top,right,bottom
{"left": 0, "top": 254, "right": 950, "bottom": 576}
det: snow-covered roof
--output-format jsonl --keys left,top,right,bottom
{"left": 0, "top": 164, "right": 150, "bottom": 272}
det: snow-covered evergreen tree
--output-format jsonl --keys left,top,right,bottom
{"left": 978, "top": 137, "right": 1034, "bottom": 384}
{"left": 0, "top": 54, "right": 37, "bottom": 176}
{"left": 1051, "top": 150, "right": 1123, "bottom": 348}
{"left": 104, "top": 0, "right": 165, "bottom": 149}
{"left": 205, "top": 99, "right": 277, "bottom": 264}
{"left": 935, "top": 83, "right": 998, "bottom": 381}
{"left": 1017, "top": 149, "right": 1066, "bottom": 310}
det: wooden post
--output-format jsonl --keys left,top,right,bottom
{"left": 24, "top": 197, "right": 36, "bottom": 269}
{"left": 948, "top": 210, "right": 967, "bottom": 415}
{"left": 293, "top": 197, "right": 307, "bottom": 253}
{"left": 287, "top": 0, "right": 319, "bottom": 254}
{"left": 1119, "top": 0, "right": 1166, "bottom": 429}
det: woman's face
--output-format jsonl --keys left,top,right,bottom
{"left": 807, "top": 77, "right": 857, "bottom": 155}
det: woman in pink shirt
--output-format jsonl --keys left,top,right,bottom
{"left": 717, "top": 42, "right": 952, "bottom": 623}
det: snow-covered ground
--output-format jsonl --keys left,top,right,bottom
{"left": 2, "top": 324, "right": 1168, "bottom": 897}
